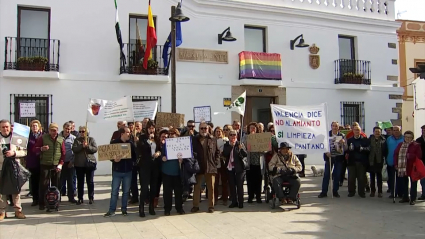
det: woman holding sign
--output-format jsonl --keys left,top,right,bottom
{"left": 223, "top": 130, "right": 248, "bottom": 208}
{"left": 136, "top": 120, "right": 161, "bottom": 217}
{"left": 160, "top": 128, "right": 185, "bottom": 216}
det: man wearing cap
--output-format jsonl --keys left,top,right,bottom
{"left": 33, "top": 123, "right": 65, "bottom": 211}
{"left": 268, "top": 142, "right": 302, "bottom": 204}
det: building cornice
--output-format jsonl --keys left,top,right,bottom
{"left": 397, "top": 20, "right": 425, "bottom": 43}
{"left": 176, "top": 0, "right": 400, "bottom": 34}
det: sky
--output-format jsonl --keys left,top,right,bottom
{"left": 395, "top": 0, "right": 425, "bottom": 21}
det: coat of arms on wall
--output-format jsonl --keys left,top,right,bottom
{"left": 309, "top": 44, "right": 320, "bottom": 69}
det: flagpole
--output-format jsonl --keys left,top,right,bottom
{"left": 85, "top": 121, "right": 88, "bottom": 144}
{"left": 171, "top": 5, "right": 177, "bottom": 113}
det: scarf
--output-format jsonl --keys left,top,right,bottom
{"left": 397, "top": 142, "right": 409, "bottom": 177}
{"left": 227, "top": 147, "right": 234, "bottom": 171}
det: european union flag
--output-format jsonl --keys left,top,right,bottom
{"left": 162, "top": 21, "right": 182, "bottom": 68}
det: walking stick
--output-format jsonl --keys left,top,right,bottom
{"left": 393, "top": 169, "right": 396, "bottom": 203}
{"left": 329, "top": 157, "right": 333, "bottom": 198}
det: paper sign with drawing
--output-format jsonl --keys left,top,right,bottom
{"left": 165, "top": 136, "right": 193, "bottom": 160}
{"left": 329, "top": 136, "right": 344, "bottom": 156}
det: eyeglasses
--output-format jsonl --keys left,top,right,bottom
{"left": 187, "top": 125, "right": 195, "bottom": 128}
{"left": 223, "top": 129, "right": 229, "bottom": 131}
{"left": 229, "top": 134, "right": 237, "bottom": 136}
{"left": 200, "top": 127, "right": 207, "bottom": 130}
{"left": 79, "top": 131, "right": 86, "bottom": 133}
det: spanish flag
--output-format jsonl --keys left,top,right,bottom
{"left": 143, "top": 0, "right": 157, "bottom": 69}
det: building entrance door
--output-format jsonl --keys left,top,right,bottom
{"left": 245, "top": 97, "right": 275, "bottom": 127}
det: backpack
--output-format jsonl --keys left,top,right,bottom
{"left": 45, "top": 186, "right": 60, "bottom": 212}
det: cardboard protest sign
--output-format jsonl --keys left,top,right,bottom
{"left": 247, "top": 132, "right": 272, "bottom": 152}
{"left": 97, "top": 143, "right": 132, "bottom": 161}
{"left": 11, "top": 123, "right": 30, "bottom": 148}
{"left": 271, "top": 103, "right": 329, "bottom": 154}
{"left": 156, "top": 112, "right": 184, "bottom": 129}
{"left": 165, "top": 136, "right": 193, "bottom": 160}
{"left": 193, "top": 106, "right": 211, "bottom": 123}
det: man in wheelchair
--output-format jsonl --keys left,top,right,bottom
{"left": 268, "top": 142, "right": 302, "bottom": 204}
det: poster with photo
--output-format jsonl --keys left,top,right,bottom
{"left": 329, "top": 135, "right": 344, "bottom": 156}
{"left": 11, "top": 123, "right": 30, "bottom": 148}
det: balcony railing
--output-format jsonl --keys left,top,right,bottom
{"left": 334, "top": 59, "right": 371, "bottom": 85}
{"left": 120, "top": 43, "right": 167, "bottom": 75}
{"left": 4, "top": 37, "right": 60, "bottom": 71}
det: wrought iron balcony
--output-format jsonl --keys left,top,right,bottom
{"left": 334, "top": 59, "right": 371, "bottom": 85}
{"left": 120, "top": 43, "right": 167, "bottom": 75}
{"left": 4, "top": 37, "right": 60, "bottom": 71}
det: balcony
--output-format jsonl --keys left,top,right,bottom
{"left": 3, "top": 37, "right": 60, "bottom": 79}
{"left": 119, "top": 43, "right": 169, "bottom": 83}
{"left": 334, "top": 59, "right": 371, "bottom": 87}
{"left": 238, "top": 51, "right": 282, "bottom": 86}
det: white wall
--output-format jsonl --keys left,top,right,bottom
{"left": 0, "top": 0, "right": 402, "bottom": 173}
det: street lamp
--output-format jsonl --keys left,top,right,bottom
{"left": 169, "top": 2, "right": 189, "bottom": 113}
{"left": 410, "top": 65, "right": 425, "bottom": 79}
{"left": 290, "top": 34, "right": 309, "bottom": 50}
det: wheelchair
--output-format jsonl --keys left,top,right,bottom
{"left": 265, "top": 168, "right": 301, "bottom": 209}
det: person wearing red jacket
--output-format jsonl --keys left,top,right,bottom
{"left": 394, "top": 130, "right": 422, "bottom": 205}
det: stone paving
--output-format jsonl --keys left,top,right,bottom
{"left": 1, "top": 166, "right": 425, "bottom": 239}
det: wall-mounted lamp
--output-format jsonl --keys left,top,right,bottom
{"left": 290, "top": 34, "right": 309, "bottom": 50}
{"left": 410, "top": 65, "right": 425, "bottom": 79}
{"left": 218, "top": 27, "right": 236, "bottom": 44}
{"left": 169, "top": 2, "right": 190, "bottom": 22}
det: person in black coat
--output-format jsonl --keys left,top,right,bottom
{"left": 222, "top": 130, "right": 248, "bottom": 208}
{"left": 415, "top": 125, "right": 425, "bottom": 200}
{"left": 136, "top": 120, "right": 161, "bottom": 217}
{"left": 368, "top": 127, "right": 388, "bottom": 198}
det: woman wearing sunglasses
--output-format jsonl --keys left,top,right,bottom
{"left": 223, "top": 130, "right": 248, "bottom": 208}
{"left": 72, "top": 126, "right": 98, "bottom": 205}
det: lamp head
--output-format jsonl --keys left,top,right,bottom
{"left": 296, "top": 38, "right": 309, "bottom": 48}
{"left": 222, "top": 31, "right": 237, "bottom": 42}
{"left": 170, "top": 3, "right": 190, "bottom": 22}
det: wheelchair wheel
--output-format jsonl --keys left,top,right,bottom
{"left": 270, "top": 198, "right": 277, "bottom": 209}
{"left": 296, "top": 198, "right": 301, "bottom": 209}
{"left": 265, "top": 188, "right": 271, "bottom": 203}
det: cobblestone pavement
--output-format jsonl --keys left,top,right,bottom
{"left": 1, "top": 166, "right": 424, "bottom": 239}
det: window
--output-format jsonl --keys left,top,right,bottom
{"left": 17, "top": 7, "right": 50, "bottom": 58}
{"left": 338, "top": 35, "right": 355, "bottom": 60}
{"left": 414, "top": 59, "right": 425, "bottom": 79}
{"left": 340, "top": 102, "right": 365, "bottom": 130}
{"left": 11, "top": 94, "right": 52, "bottom": 131}
{"left": 128, "top": 15, "right": 157, "bottom": 67}
{"left": 244, "top": 26, "right": 266, "bottom": 52}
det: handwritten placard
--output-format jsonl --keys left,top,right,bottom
{"left": 165, "top": 136, "right": 193, "bottom": 160}
{"left": 156, "top": 112, "right": 185, "bottom": 129}
{"left": 193, "top": 106, "right": 211, "bottom": 123}
{"left": 97, "top": 143, "right": 132, "bottom": 161}
{"left": 271, "top": 103, "right": 329, "bottom": 154}
{"left": 19, "top": 103, "right": 36, "bottom": 118}
{"left": 247, "top": 132, "right": 272, "bottom": 152}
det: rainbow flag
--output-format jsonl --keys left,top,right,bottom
{"left": 239, "top": 51, "right": 282, "bottom": 80}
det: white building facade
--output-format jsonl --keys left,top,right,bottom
{"left": 0, "top": 0, "right": 402, "bottom": 174}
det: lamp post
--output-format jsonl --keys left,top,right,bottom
{"left": 169, "top": 3, "right": 189, "bottom": 113}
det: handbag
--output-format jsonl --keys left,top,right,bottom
{"left": 381, "top": 163, "right": 388, "bottom": 181}
{"left": 242, "top": 157, "right": 249, "bottom": 170}
{"left": 411, "top": 157, "right": 425, "bottom": 181}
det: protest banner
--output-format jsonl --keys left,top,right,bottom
{"left": 156, "top": 112, "right": 185, "bottom": 129}
{"left": 97, "top": 143, "right": 132, "bottom": 161}
{"left": 247, "top": 132, "right": 272, "bottom": 152}
{"left": 271, "top": 103, "right": 329, "bottom": 154}
{"left": 86, "top": 97, "right": 134, "bottom": 123}
{"left": 193, "top": 106, "right": 211, "bottom": 123}
{"left": 165, "top": 136, "right": 193, "bottom": 160}
{"left": 133, "top": 101, "right": 158, "bottom": 121}
{"left": 10, "top": 122, "right": 30, "bottom": 148}
{"left": 19, "top": 103, "right": 36, "bottom": 118}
